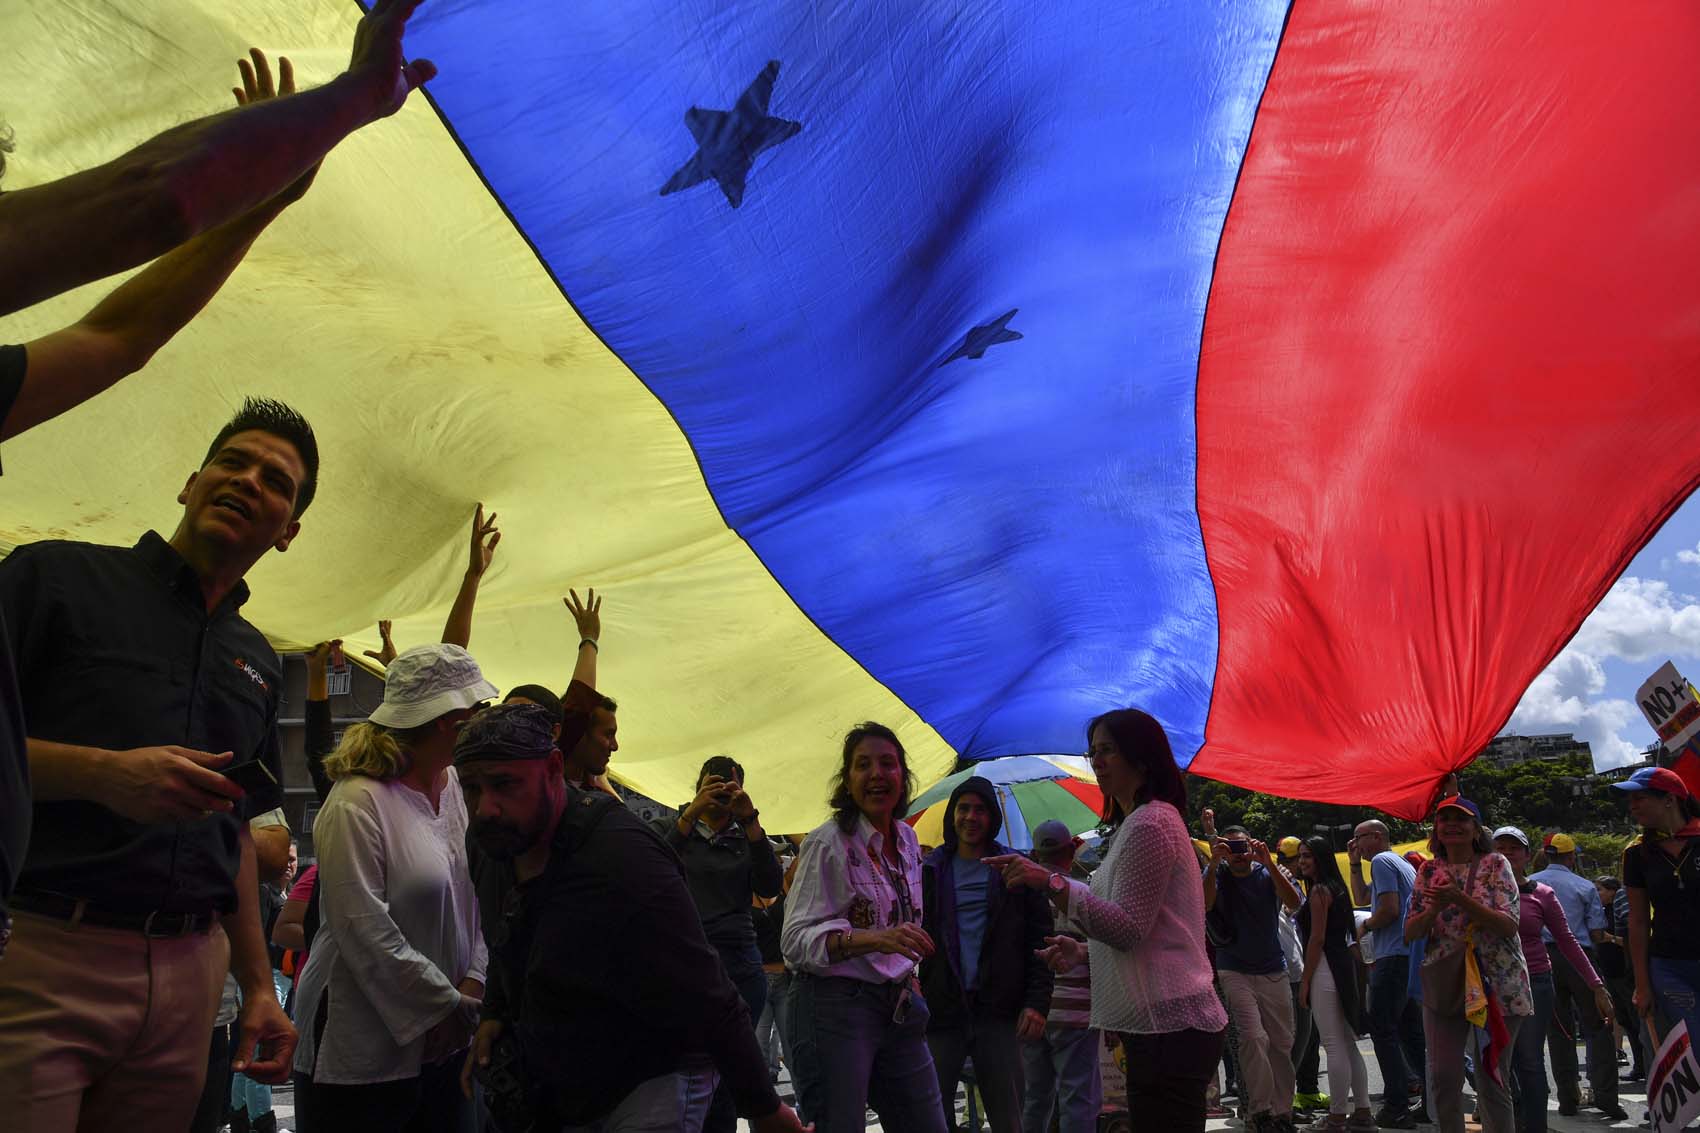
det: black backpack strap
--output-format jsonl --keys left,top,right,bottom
{"left": 553, "top": 788, "right": 624, "bottom": 854}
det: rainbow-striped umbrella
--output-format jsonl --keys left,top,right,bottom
{"left": 904, "top": 756, "right": 1104, "bottom": 851}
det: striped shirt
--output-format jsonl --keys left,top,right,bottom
{"left": 1047, "top": 888, "right": 1093, "bottom": 1027}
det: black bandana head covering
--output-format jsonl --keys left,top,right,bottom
{"left": 453, "top": 702, "right": 556, "bottom": 765}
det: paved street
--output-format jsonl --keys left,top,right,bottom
{"left": 252, "top": 1031, "right": 1674, "bottom": 1131}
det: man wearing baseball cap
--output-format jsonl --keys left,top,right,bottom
{"left": 453, "top": 703, "right": 806, "bottom": 1133}
{"left": 1529, "top": 831, "right": 1618, "bottom": 1118}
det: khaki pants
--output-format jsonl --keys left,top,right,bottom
{"left": 1218, "top": 969, "right": 1295, "bottom": 1118}
{"left": 0, "top": 909, "right": 229, "bottom": 1132}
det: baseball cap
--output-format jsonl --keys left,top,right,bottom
{"left": 367, "top": 644, "right": 499, "bottom": 730}
{"left": 1277, "top": 836, "right": 1302, "bottom": 859}
{"left": 1032, "top": 819, "right": 1077, "bottom": 860}
{"left": 454, "top": 702, "right": 557, "bottom": 765}
{"left": 1491, "top": 825, "right": 1529, "bottom": 848}
{"left": 1544, "top": 832, "right": 1577, "bottom": 854}
{"left": 1434, "top": 795, "right": 1483, "bottom": 823}
{"left": 1610, "top": 765, "right": 1692, "bottom": 800}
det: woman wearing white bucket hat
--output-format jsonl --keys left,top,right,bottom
{"left": 291, "top": 643, "right": 497, "bottom": 1133}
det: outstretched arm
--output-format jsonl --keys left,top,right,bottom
{"left": 0, "top": 1, "right": 435, "bottom": 317}
{"left": 441, "top": 504, "right": 500, "bottom": 648}
{"left": 5, "top": 51, "right": 319, "bottom": 440}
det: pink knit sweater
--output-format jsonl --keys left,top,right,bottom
{"left": 1064, "top": 800, "right": 1228, "bottom": 1035}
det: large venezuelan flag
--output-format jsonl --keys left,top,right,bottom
{"left": 1, "top": 1, "right": 1696, "bottom": 825}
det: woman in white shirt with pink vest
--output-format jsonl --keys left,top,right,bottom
{"left": 780, "top": 722, "right": 948, "bottom": 1133}
{"left": 991, "top": 708, "right": 1228, "bottom": 1133}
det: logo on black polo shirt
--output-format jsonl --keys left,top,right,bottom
{"left": 233, "top": 658, "right": 269, "bottom": 691}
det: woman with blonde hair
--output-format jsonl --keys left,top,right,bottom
{"left": 291, "top": 644, "right": 495, "bottom": 1132}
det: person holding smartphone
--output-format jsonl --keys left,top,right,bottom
{"left": 0, "top": 398, "right": 314, "bottom": 1131}
{"left": 780, "top": 722, "right": 947, "bottom": 1132}
{"left": 659, "top": 755, "right": 783, "bottom": 1132}
{"left": 1199, "top": 826, "right": 1302, "bottom": 1133}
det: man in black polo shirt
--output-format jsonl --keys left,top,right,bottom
{"left": 0, "top": 397, "right": 316, "bottom": 1132}
{"left": 454, "top": 702, "right": 807, "bottom": 1133}
{"left": 0, "top": 0, "right": 435, "bottom": 961}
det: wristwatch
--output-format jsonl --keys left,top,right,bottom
{"left": 1047, "top": 871, "right": 1068, "bottom": 898}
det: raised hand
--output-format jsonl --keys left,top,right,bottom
{"left": 565, "top": 588, "right": 601, "bottom": 642}
{"left": 686, "top": 775, "right": 734, "bottom": 823}
{"left": 305, "top": 639, "right": 340, "bottom": 672}
{"left": 467, "top": 503, "right": 501, "bottom": 578}
{"left": 347, "top": 0, "right": 438, "bottom": 121}
{"left": 363, "top": 620, "right": 397, "bottom": 666}
{"left": 305, "top": 640, "right": 341, "bottom": 701}
{"left": 232, "top": 49, "right": 321, "bottom": 205}
{"left": 726, "top": 781, "right": 758, "bottom": 822}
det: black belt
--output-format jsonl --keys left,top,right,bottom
{"left": 13, "top": 892, "right": 219, "bottom": 938}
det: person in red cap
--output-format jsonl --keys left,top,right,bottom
{"left": 1612, "top": 765, "right": 1700, "bottom": 1044}
{"left": 1403, "top": 797, "right": 1529, "bottom": 1133}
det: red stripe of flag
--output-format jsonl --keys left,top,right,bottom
{"left": 1192, "top": 3, "right": 1700, "bottom": 817}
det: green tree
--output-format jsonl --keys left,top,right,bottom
{"left": 1181, "top": 752, "right": 1635, "bottom": 852}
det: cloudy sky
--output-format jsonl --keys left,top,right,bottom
{"left": 1506, "top": 492, "right": 1700, "bottom": 770}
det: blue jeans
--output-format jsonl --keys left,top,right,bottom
{"left": 1510, "top": 969, "right": 1555, "bottom": 1133}
{"left": 1369, "top": 954, "right": 1425, "bottom": 1114}
{"left": 705, "top": 944, "right": 767, "bottom": 1133}
{"left": 1651, "top": 955, "right": 1700, "bottom": 1043}
{"left": 1020, "top": 1024, "right": 1101, "bottom": 1133}
{"left": 561, "top": 1060, "right": 718, "bottom": 1133}
{"left": 790, "top": 974, "right": 947, "bottom": 1133}
{"left": 756, "top": 969, "right": 795, "bottom": 1081}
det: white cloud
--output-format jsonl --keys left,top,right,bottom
{"left": 1505, "top": 575, "right": 1700, "bottom": 770}
{"left": 1567, "top": 577, "right": 1700, "bottom": 663}
{"left": 1678, "top": 542, "right": 1700, "bottom": 568}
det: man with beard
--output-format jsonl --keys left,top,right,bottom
{"left": 452, "top": 702, "right": 807, "bottom": 1133}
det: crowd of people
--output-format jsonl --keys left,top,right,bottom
{"left": 2, "top": 3, "right": 1700, "bottom": 1133}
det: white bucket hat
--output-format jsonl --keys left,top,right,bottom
{"left": 368, "top": 643, "right": 499, "bottom": 730}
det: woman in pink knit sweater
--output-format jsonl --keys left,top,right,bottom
{"left": 990, "top": 709, "right": 1227, "bottom": 1132}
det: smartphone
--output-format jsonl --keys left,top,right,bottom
{"left": 1226, "top": 838, "right": 1249, "bottom": 855}
{"left": 223, "top": 758, "right": 278, "bottom": 798}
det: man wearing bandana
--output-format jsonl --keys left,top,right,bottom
{"left": 452, "top": 700, "right": 807, "bottom": 1133}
